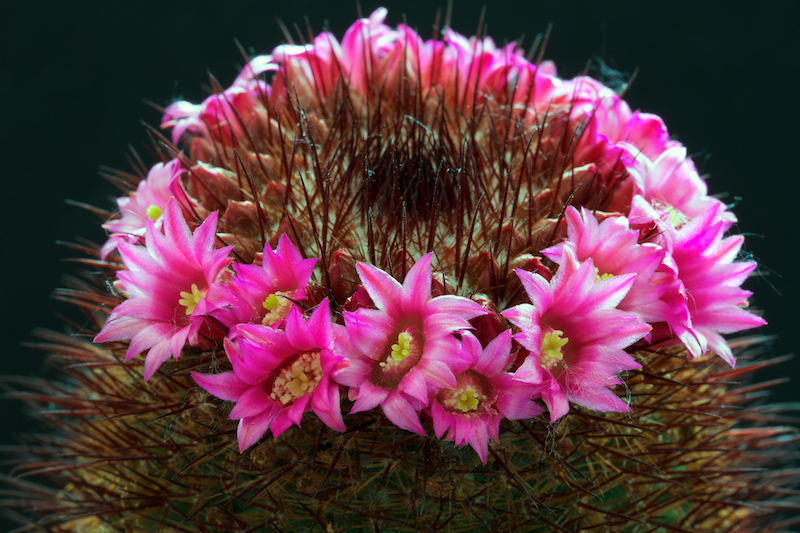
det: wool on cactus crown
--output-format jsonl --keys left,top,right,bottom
{"left": 1, "top": 7, "right": 798, "bottom": 533}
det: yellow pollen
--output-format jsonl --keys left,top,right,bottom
{"left": 270, "top": 352, "right": 323, "bottom": 405}
{"left": 178, "top": 284, "right": 207, "bottom": 316}
{"left": 261, "top": 292, "right": 293, "bottom": 325}
{"left": 146, "top": 204, "right": 163, "bottom": 220}
{"left": 456, "top": 387, "right": 480, "bottom": 412}
{"left": 540, "top": 329, "right": 568, "bottom": 370}
{"left": 594, "top": 267, "right": 614, "bottom": 282}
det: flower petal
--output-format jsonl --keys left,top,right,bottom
{"left": 356, "top": 261, "right": 404, "bottom": 316}
{"left": 381, "top": 391, "right": 425, "bottom": 435}
{"left": 192, "top": 371, "right": 252, "bottom": 402}
{"left": 237, "top": 410, "right": 275, "bottom": 452}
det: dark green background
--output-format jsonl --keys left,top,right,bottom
{"left": 2, "top": 1, "right": 798, "bottom": 530}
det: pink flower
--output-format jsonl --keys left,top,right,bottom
{"left": 543, "top": 206, "right": 674, "bottom": 327}
{"left": 162, "top": 56, "right": 277, "bottom": 144}
{"left": 661, "top": 204, "right": 765, "bottom": 365}
{"left": 561, "top": 76, "right": 677, "bottom": 161}
{"left": 94, "top": 199, "right": 233, "bottom": 381}
{"left": 338, "top": 7, "right": 396, "bottom": 95}
{"left": 192, "top": 299, "right": 348, "bottom": 452}
{"left": 429, "top": 331, "right": 542, "bottom": 464}
{"left": 269, "top": 32, "right": 343, "bottom": 107}
{"left": 100, "top": 159, "right": 186, "bottom": 259}
{"left": 416, "top": 25, "right": 557, "bottom": 113}
{"left": 268, "top": 9, "right": 559, "bottom": 116}
{"left": 502, "top": 248, "right": 651, "bottom": 422}
{"left": 624, "top": 144, "right": 735, "bottom": 228}
{"left": 334, "top": 253, "right": 487, "bottom": 435}
{"left": 207, "top": 234, "right": 317, "bottom": 330}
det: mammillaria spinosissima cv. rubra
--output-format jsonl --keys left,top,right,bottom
{"left": 2, "top": 7, "right": 798, "bottom": 532}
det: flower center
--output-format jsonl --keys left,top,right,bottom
{"left": 270, "top": 351, "right": 323, "bottom": 405}
{"left": 651, "top": 199, "right": 688, "bottom": 229}
{"left": 373, "top": 325, "right": 423, "bottom": 388}
{"left": 146, "top": 204, "right": 163, "bottom": 221}
{"left": 178, "top": 283, "right": 207, "bottom": 316}
{"left": 594, "top": 267, "right": 614, "bottom": 282}
{"left": 540, "top": 329, "right": 568, "bottom": 370}
{"left": 261, "top": 292, "right": 293, "bottom": 325}
{"left": 438, "top": 370, "right": 493, "bottom": 416}
{"left": 386, "top": 331, "right": 414, "bottom": 365}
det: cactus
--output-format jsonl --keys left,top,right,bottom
{"left": 2, "top": 8, "right": 797, "bottom": 532}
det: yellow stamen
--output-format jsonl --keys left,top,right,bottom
{"left": 178, "top": 283, "right": 207, "bottom": 316}
{"left": 270, "top": 352, "right": 323, "bottom": 405}
{"left": 146, "top": 204, "right": 163, "bottom": 221}
{"left": 540, "top": 329, "right": 568, "bottom": 370}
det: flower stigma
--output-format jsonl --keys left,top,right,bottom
{"left": 540, "top": 329, "right": 569, "bottom": 370}
{"left": 270, "top": 351, "right": 323, "bottom": 405}
{"left": 373, "top": 326, "right": 424, "bottom": 387}
{"left": 146, "top": 204, "right": 163, "bottom": 220}
{"left": 389, "top": 332, "right": 412, "bottom": 363}
{"left": 380, "top": 329, "right": 421, "bottom": 370}
{"left": 652, "top": 199, "right": 688, "bottom": 228}
{"left": 261, "top": 292, "right": 293, "bottom": 325}
{"left": 456, "top": 388, "right": 480, "bottom": 412}
{"left": 438, "top": 371, "right": 492, "bottom": 415}
{"left": 178, "top": 284, "right": 207, "bottom": 316}
{"left": 594, "top": 267, "right": 614, "bottom": 282}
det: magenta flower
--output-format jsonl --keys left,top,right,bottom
{"left": 100, "top": 159, "right": 186, "bottom": 259}
{"left": 662, "top": 204, "right": 766, "bottom": 365}
{"left": 269, "top": 9, "right": 396, "bottom": 105}
{"left": 429, "top": 331, "right": 542, "bottom": 464}
{"left": 334, "top": 254, "right": 487, "bottom": 435}
{"left": 269, "top": 33, "right": 342, "bottom": 107}
{"left": 192, "top": 299, "right": 347, "bottom": 452}
{"left": 207, "top": 234, "right": 317, "bottom": 330}
{"left": 162, "top": 56, "right": 277, "bottom": 145}
{"left": 561, "top": 76, "right": 678, "bottom": 161}
{"left": 338, "top": 7, "right": 396, "bottom": 95}
{"left": 502, "top": 248, "right": 651, "bottom": 422}
{"left": 94, "top": 199, "right": 233, "bottom": 381}
{"left": 236, "top": 9, "right": 559, "bottom": 121}
{"left": 624, "top": 144, "right": 735, "bottom": 228}
{"left": 543, "top": 206, "right": 674, "bottom": 327}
